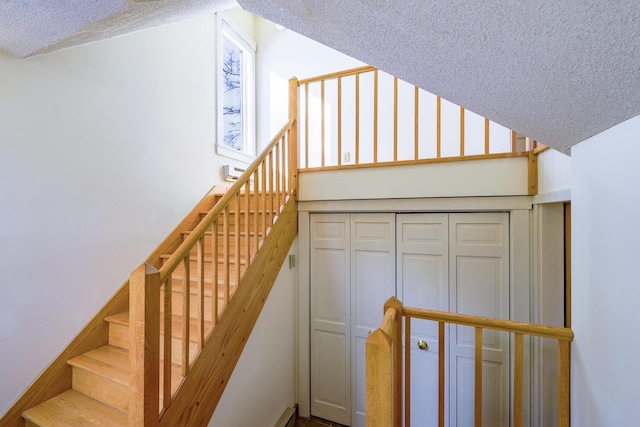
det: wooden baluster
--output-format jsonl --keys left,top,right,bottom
{"left": 394, "top": 76, "right": 398, "bottom": 162}
{"left": 558, "top": 340, "right": 571, "bottom": 427}
{"left": 281, "top": 135, "right": 287, "bottom": 202}
{"left": 234, "top": 193, "right": 240, "bottom": 294}
{"left": 253, "top": 169, "right": 260, "bottom": 255}
{"left": 321, "top": 79, "right": 325, "bottom": 167}
{"left": 438, "top": 322, "right": 445, "bottom": 427}
{"left": 475, "top": 327, "right": 483, "bottom": 427}
{"left": 514, "top": 333, "right": 524, "bottom": 427}
{"left": 181, "top": 256, "right": 190, "bottom": 376}
{"left": 404, "top": 317, "right": 411, "bottom": 427}
{"left": 269, "top": 151, "right": 274, "bottom": 227}
{"left": 414, "top": 86, "right": 419, "bottom": 160}
{"left": 212, "top": 221, "right": 218, "bottom": 325}
{"left": 373, "top": 70, "right": 378, "bottom": 163}
{"left": 129, "top": 263, "right": 160, "bottom": 427}
{"left": 275, "top": 142, "right": 281, "bottom": 214}
{"left": 223, "top": 205, "right": 230, "bottom": 309}
{"left": 288, "top": 77, "right": 299, "bottom": 197}
{"left": 485, "top": 118, "right": 491, "bottom": 155}
{"left": 163, "top": 277, "right": 172, "bottom": 410}
{"left": 244, "top": 180, "right": 250, "bottom": 268}
{"left": 338, "top": 76, "right": 343, "bottom": 165}
{"left": 196, "top": 237, "right": 204, "bottom": 348}
{"left": 261, "top": 159, "right": 267, "bottom": 242}
{"left": 304, "top": 82, "right": 309, "bottom": 168}
{"left": 436, "top": 96, "right": 442, "bottom": 158}
{"left": 393, "top": 309, "right": 403, "bottom": 427}
{"left": 460, "top": 107, "right": 465, "bottom": 156}
{"left": 355, "top": 73, "right": 360, "bottom": 164}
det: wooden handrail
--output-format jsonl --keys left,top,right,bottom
{"left": 402, "top": 306, "right": 574, "bottom": 341}
{"left": 297, "top": 65, "right": 376, "bottom": 85}
{"left": 129, "top": 117, "right": 297, "bottom": 422}
{"left": 158, "top": 118, "right": 295, "bottom": 282}
{"left": 366, "top": 298, "right": 574, "bottom": 427}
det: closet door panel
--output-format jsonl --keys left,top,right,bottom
{"left": 351, "top": 214, "right": 395, "bottom": 427}
{"left": 397, "top": 213, "right": 449, "bottom": 427}
{"left": 449, "top": 213, "right": 510, "bottom": 427}
{"left": 311, "top": 214, "right": 351, "bottom": 425}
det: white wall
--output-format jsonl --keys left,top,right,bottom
{"left": 255, "top": 18, "right": 364, "bottom": 148}
{"left": 209, "top": 239, "right": 297, "bottom": 426}
{"left": 571, "top": 114, "right": 640, "bottom": 426}
{"left": 0, "top": 12, "right": 255, "bottom": 415}
{"left": 299, "top": 157, "right": 529, "bottom": 201}
{"left": 538, "top": 149, "right": 571, "bottom": 195}
{"left": 255, "top": 19, "right": 514, "bottom": 167}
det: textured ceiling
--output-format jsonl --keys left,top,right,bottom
{"left": 0, "top": 0, "right": 234, "bottom": 58}
{"left": 2, "top": 1, "right": 639, "bottom": 152}
{"left": 238, "top": 0, "right": 640, "bottom": 153}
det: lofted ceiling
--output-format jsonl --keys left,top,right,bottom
{"left": 2, "top": 1, "right": 640, "bottom": 153}
{"left": 0, "top": 0, "right": 234, "bottom": 58}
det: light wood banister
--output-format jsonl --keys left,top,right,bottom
{"left": 402, "top": 307, "right": 574, "bottom": 341}
{"left": 367, "top": 299, "right": 574, "bottom": 427}
{"left": 295, "top": 65, "right": 543, "bottom": 172}
{"left": 297, "top": 65, "right": 376, "bottom": 85}
{"left": 129, "top": 263, "right": 160, "bottom": 427}
{"left": 157, "top": 119, "right": 294, "bottom": 283}
{"left": 365, "top": 305, "right": 399, "bottom": 427}
{"left": 474, "top": 327, "right": 483, "bottom": 427}
{"left": 288, "top": 77, "right": 298, "bottom": 198}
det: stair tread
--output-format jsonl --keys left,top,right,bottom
{"left": 104, "top": 312, "right": 128, "bottom": 326}
{"left": 68, "top": 345, "right": 129, "bottom": 386}
{"left": 22, "top": 389, "right": 127, "bottom": 427}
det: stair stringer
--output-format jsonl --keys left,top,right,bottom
{"left": 0, "top": 187, "right": 225, "bottom": 427}
{"left": 159, "top": 197, "right": 298, "bottom": 427}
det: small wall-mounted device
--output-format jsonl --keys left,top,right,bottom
{"left": 223, "top": 164, "right": 245, "bottom": 182}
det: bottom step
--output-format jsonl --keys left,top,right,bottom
{"left": 22, "top": 389, "right": 127, "bottom": 427}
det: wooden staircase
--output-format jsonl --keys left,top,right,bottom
{"left": 1, "top": 111, "right": 297, "bottom": 427}
{"left": 20, "top": 191, "right": 280, "bottom": 426}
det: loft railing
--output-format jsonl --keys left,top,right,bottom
{"left": 366, "top": 297, "right": 574, "bottom": 427}
{"left": 128, "top": 119, "right": 297, "bottom": 426}
{"left": 291, "top": 66, "right": 543, "bottom": 171}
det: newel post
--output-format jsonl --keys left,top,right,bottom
{"left": 129, "top": 263, "right": 160, "bottom": 427}
{"left": 289, "top": 77, "right": 299, "bottom": 200}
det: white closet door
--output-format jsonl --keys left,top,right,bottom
{"left": 310, "top": 214, "right": 351, "bottom": 424}
{"left": 449, "top": 213, "right": 510, "bottom": 427}
{"left": 350, "top": 214, "right": 396, "bottom": 427}
{"left": 396, "top": 213, "right": 450, "bottom": 427}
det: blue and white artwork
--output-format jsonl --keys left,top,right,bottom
{"left": 222, "top": 35, "right": 243, "bottom": 150}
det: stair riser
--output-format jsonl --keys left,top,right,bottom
{"left": 201, "top": 211, "right": 275, "bottom": 228}
{"left": 207, "top": 194, "right": 281, "bottom": 211}
{"left": 160, "top": 290, "right": 214, "bottom": 319}
{"left": 182, "top": 234, "right": 259, "bottom": 257}
{"left": 72, "top": 368, "right": 128, "bottom": 413}
{"left": 108, "top": 323, "right": 200, "bottom": 366}
{"left": 164, "top": 259, "right": 248, "bottom": 282}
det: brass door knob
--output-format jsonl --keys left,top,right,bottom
{"left": 417, "top": 339, "right": 428, "bottom": 351}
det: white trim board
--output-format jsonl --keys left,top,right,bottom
{"left": 299, "top": 196, "right": 533, "bottom": 213}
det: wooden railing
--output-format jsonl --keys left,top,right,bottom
{"left": 293, "top": 66, "right": 541, "bottom": 171}
{"left": 128, "top": 119, "right": 297, "bottom": 425}
{"left": 366, "top": 297, "right": 574, "bottom": 427}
